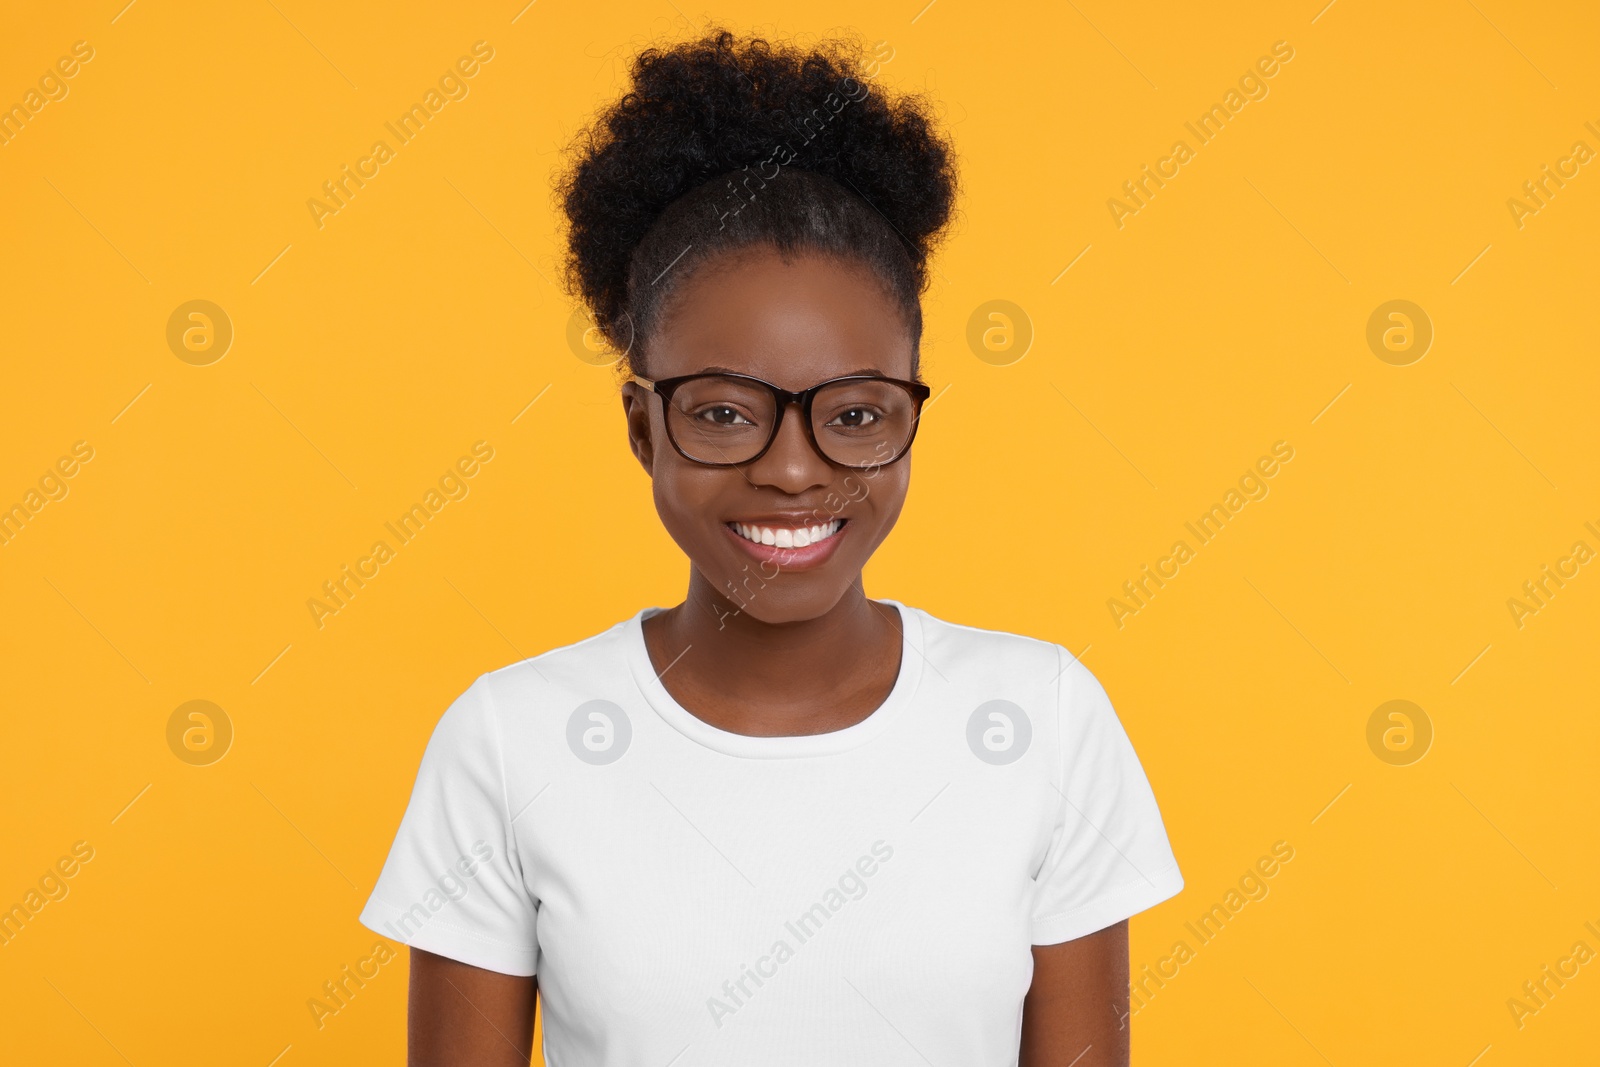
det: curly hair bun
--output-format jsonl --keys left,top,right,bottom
{"left": 557, "top": 28, "right": 958, "bottom": 368}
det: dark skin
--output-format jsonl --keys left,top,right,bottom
{"left": 407, "top": 245, "right": 1130, "bottom": 1066}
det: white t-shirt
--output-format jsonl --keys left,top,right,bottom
{"left": 359, "top": 600, "right": 1182, "bottom": 1065}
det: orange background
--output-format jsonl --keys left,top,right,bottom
{"left": 2, "top": 1, "right": 1596, "bottom": 1063}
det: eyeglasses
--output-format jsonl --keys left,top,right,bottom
{"left": 629, "top": 371, "right": 933, "bottom": 469}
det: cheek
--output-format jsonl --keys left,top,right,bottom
{"left": 650, "top": 463, "right": 731, "bottom": 548}
{"left": 846, "top": 464, "right": 911, "bottom": 541}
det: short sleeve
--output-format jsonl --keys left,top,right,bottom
{"left": 359, "top": 675, "right": 540, "bottom": 975}
{"left": 1030, "top": 647, "right": 1184, "bottom": 944}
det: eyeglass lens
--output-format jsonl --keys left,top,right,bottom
{"left": 665, "top": 376, "right": 917, "bottom": 466}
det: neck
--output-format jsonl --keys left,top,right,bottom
{"left": 645, "top": 569, "right": 899, "bottom": 735}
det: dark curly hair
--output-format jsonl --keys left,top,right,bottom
{"left": 557, "top": 28, "right": 958, "bottom": 376}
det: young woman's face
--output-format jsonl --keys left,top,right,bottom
{"left": 622, "top": 246, "right": 917, "bottom": 625}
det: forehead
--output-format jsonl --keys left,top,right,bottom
{"left": 647, "top": 246, "right": 915, "bottom": 387}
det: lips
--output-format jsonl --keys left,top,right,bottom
{"left": 722, "top": 517, "right": 849, "bottom": 570}
{"left": 729, "top": 518, "right": 844, "bottom": 549}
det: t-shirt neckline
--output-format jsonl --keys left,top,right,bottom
{"left": 625, "top": 599, "right": 924, "bottom": 759}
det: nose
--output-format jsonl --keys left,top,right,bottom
{"left": 746, "top": 400, "right": 832, "bottom": 493}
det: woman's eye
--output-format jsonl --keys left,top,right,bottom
{"left": 697, "top": 405, "right": 754, "bottom": 425}
{"left": 827, "top": 407, "right": 881, "bottom": 428}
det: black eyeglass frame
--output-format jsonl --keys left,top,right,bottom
{"left": 629, "top": 371, "right": 933, "bottom": 470}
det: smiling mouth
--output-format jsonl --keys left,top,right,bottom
{"left": 726, "top": 518, "right": 846, "bottom": 549}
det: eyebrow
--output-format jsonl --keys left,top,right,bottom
{"left": 697, "top": 365, "right": 887, "bottom": 376}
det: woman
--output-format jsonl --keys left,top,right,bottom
{"left": 361, "top": 28, "right": 1182, "bottom": 1066}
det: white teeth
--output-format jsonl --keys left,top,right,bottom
{"left": 730, "top": 519, "right": 843, "bottom": 549}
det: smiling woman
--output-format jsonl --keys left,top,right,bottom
{"left": 359, "top": 26, "right": 1182, "bottom": 1067}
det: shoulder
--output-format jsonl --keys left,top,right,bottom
{"left": 900, "top": 600, "right": 1070, "bottom": 680}
{"left": 898, "top": 601, "right": 1118, "bottom": 719}
{"left": 432, "top": 613, "right": 640, "bottom": 742}
{"left": 477, "top": 612, "right": 637, "bottom": 705}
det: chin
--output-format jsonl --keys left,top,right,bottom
{"left": 724, "top": 584, "right": 852, "bottom": 626}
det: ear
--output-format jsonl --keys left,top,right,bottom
{"left": 620, "top": 381, "right": 656, "bottom": 474}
